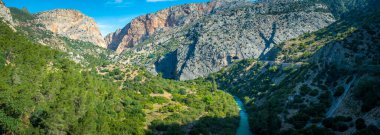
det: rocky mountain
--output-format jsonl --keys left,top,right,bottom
{"left": 34, "top": 9, "right": 107, "bottom": 48}
{"left": 104, "top": 0, "right": 251, "bottom": 53}
{"left": 0, "top": 0, "right": 14, "bottom": 26}
{"left": 0, "top": 0, "right": 379, "bottom": 135}
{"left": 113, "top": 0, "right": 335, "bottom": 80}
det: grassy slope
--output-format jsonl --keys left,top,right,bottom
{"left": 0, "top": 21, "right": 146, "bottom": 134}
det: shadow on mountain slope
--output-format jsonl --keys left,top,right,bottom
{"left": 259, "top": 23, "right": 277, "bottom": 60}
{"left": 147, "top": 116, "right": 239, "bottom": 135}
{"left": 155, "top": 50, "right": 178, "bottom": 79}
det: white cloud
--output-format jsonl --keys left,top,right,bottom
{"left": 146, "top": 0, "right": 176, "bottom": 2}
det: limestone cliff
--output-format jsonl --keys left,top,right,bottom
{"left": 105, "top": 3, "right": 213, "bottom": 53}
{"left": 116, "top": 0, "right": 336, "bottom": 80}
{"left": 35, "top": 9, "right": 107, "bottom": 48}
{"left": 105, "top": 0, "right": 251, "bottom": 53}
{"left": 0, "top": 0, "right": 14, "bottom": 26}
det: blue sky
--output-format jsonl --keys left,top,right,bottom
{"left": 3, "top": 0, "right": 209, "bottom": 36}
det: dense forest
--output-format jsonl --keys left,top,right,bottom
{"left": 0, "top": 20, "right": 239, "bottom": 134}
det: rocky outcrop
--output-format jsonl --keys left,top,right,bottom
{"left": 105, "top": 3, "right": 213, "bottom": 53}
{"left": 35, "top": 9, "right": 107, "bottom": 48}
{"left": 105, "top": 0, "right": 251, "bottom": 53}
{"left": 0, "top": 0, "right": 14, "bottom": 26}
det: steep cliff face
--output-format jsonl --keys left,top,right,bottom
{"left": 172, "top": 2, "right": 335, "bottom": 80}
{"left": 105, "top": 0, "right": 250, "bottom": 53}
{"left": 0, "top": 0, "right": 14, "bottom": 26}
{"left": 35, "top": 9, "right": 107, "bottom": 48}
{"left": 214, "top": 11, "right": 380, "bottom": 134}
{"left": 117, "top": 0, "right": 336, "bottom": 80}
{"left": 105, "top": 3, "right": 213, "bottom": 53}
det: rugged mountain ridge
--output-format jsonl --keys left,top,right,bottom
{"left": 115, "top": 0, "right": 336, "bottom": 80}
{"left": 7, "top": 7, "right": 113, "bottom": 67}
{"left": 104, "top": 3, "right": 213, "bottom": 53}
{"left": 105, "top": 0, "right": 251, "bottom": 53}
{"left": 0, "top": 0, "right": 14, "bottom": 26}
{"left": 34, "top": 9, "right": 107, "bottom": 48}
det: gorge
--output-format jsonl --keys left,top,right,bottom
{"left": 0, "top": 0, "right": 379, "bottom": 135}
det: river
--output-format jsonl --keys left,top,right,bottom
{"left": 234, "top": 96, "right": 254, "bottom": 135}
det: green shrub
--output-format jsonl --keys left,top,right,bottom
{"left": 309, "top": 89, "right": 319, "bottom": 96}
{"left": 354, "top": 76, "right": 380, "bottom": 112}
{"left": 289, "top": 112, "right": 310, "bottom": 129}
{"left": 269, "top": 65, "right": 278, "bottom": 73}
{"left": 334, "top": 86, "right": 345, "bottom": 97}
{"left": 300, "top": 84, "right": 312, "bottom": 96}
{"left": 323, "top": 118, "right": 334, "bottom": 128}
{"left": 354, "top": 125, "right": 380, "bottom": 135}
{"left": 355, "top": 118, "right": 367, "bottom": 130}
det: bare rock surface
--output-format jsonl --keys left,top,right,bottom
{"left": 35, "top": 9, "right": 107, "bottom": 48}
{"left": 0, "top": 0, "right": 14, "bottom": 26}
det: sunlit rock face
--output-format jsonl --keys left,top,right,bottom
{"left": 0, "top": 0, "right": 14, "bottom": 26}
{"left": 105, "top": 3, "right": 214, "bottom": 53}
{"left": 35, "top": 9, "right": 107, "bottom": 48}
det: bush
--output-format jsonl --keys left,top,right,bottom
{"left": 323, "top": 116, "right": 353, "bottom": 132}
{"left": 319, "top": 92, "right": 332, "bottom": 107}
{"left": 354, "top": 76, "right": 380, "bottom": 112}
{"left": 355, "top": 118, "right": 367, "bottom": 130}
{"left": 113, "top": 68, "right": 122, "bottom": 75}
{"left": 269, "top": 65, "right": 278, "bottom": 73}
{"left": 323, "top": 118, "right": 334, "bottom": 128}
{"left": 300, "top": 84, "right": 312, "bottom": 96}
{"left": 293, "top": 95, "right": 304, "bottom": 103}
{"left": 354, "top": 125, "right": 380, "bottom": 135}
{"left": 309, "top": 89, "right": 319, "bottom": 97}
{"left": 114, "top": 75, "right": 123, "bottom": 80}
{"left": 298, "top": 125, "right": 335, "bottom": 135}
{"left": 289, "top": 112, "right": 310, "bottom": 129}
{"left": 334, "top": 122, "right": 349, "bottom": 132}
{"left": 335, "top": 116, "right": 352, "bottom": 122}
{"left": 334, "top": 86, "right": 345, "bottom": 97}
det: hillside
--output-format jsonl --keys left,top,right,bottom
{"left": 0, "top": 21, "right": 146, "bottom": 134}
{"left": 34, "top": 9, "right": 107, "bottom": 48}
{"left": 213, "top": 11, "right": 380, "bottom": 134}
{"left": 0, "top": 17, "right": 239, "bottom": 134}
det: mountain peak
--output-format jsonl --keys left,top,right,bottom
{"left": 35, "top": 9, "right": 107, "bottom": 48}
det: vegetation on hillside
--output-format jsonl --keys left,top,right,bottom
{"left": 0, "top": 21, "right": 146, "bottom": 134}
{"left": 9, "top": 7, "right": 114, "bottom": 68}
{"left": 213, "top": 11, "right": 380, "bottom": 135}
{"left": 0, "top": 18, "right": 239, "bottom": 134}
